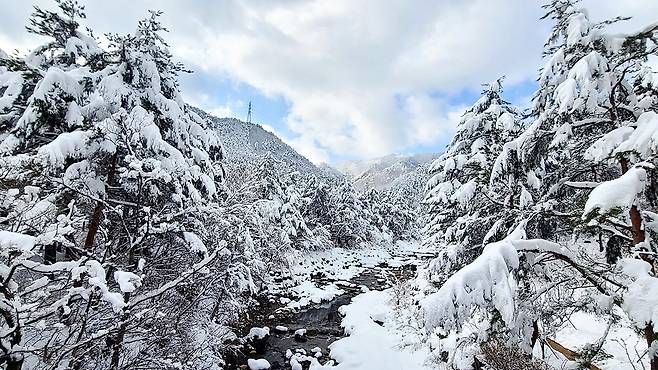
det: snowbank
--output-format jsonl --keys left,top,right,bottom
{"left": 326, "top": 290, "right": 432, "bottom": 370}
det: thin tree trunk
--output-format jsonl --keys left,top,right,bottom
{"left": 619, "top": 157, "right": 646, "bottom": 245}
{"left": 629, "top": 203, "right": 645, "bottom": 245}
{"left": 109, "top": 292, "right": 130, "bottom": 370}
{"left": 646, "top": 325, "right": 658, "bottom": 370}
{"left": 620, "top": 158, "right": 657, "bottom": 369}
{"left": 531, "top": 320, "right": 540, "bottom": 348}
{"left": 84, "top": 202, "right": 104, "bottom": 250}
{"left": 43, "top": 242, "right": 57, "bottom": 264}
{"left": 84, "top": 152, "right": 118, "bottom": 250}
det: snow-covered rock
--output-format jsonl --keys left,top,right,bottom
{"left": 247, "top": 358, "right": 271, "bottom": 370}
{"left": 247, "top": 326, "right": 270, "bottom": 340}
{"left": 274, "top": 325, "right": 288, "bottom": 333}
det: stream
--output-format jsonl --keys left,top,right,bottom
{"left": 223, "top": 248, "right": 433, "bottom": 370}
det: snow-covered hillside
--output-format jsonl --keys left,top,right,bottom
{"left": 335, "top": 153, "right": 438, "bottom": 191}
{"left": 194, "top": 109, "right": 332, "bottom": 177}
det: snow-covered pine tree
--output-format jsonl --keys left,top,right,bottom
{"left": 95, "top": 12, "right": 224, "bottom": 369}
{"left": 251, "top": 154, "right": 322, "bottom": 255}
{"left": 278, "top": 171, "right": 315, "bottom": 248}
{"left": 0, "top": 3, "right": 225, "bottom": 368}
{"left": 299, "top": 174, "right": 332, "bottom": 245}
{"left": 517, "top": 5, "right": 658, "bottom": 363}
{"left": 0, "top": 3, "right": 117, "bottom": 369}
{"left": 580, "top": 80, "right": 658, "bottom": 370}
{"left": 517, "top": 0, "right": 657, "bottom": 243}
{"left": 359, "top": 188, "right": 387, "bottom": 235}
{"left": 383, "top": 187, "right": 421, "bottom": 240}
{"left": 253, "top": 152, "right": 283, "bottom": 200}
{"left": 423, "top": 78, "right": 520, "bottom": 283}
{"left": 359, "top": 187, "right": 417, "bottom": 242}
{"left": 419, "top": 3, "right": 658, "bottom": 369}
{"left": 327, "top": 181, "right": 374, "bottom": 248}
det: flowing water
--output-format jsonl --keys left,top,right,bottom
{"left": 224, "top": 251, "right": 431, "bottom": 370}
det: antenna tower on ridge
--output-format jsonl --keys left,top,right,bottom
{"left": 246, "top": 101, "right": 252, "bottom": 123}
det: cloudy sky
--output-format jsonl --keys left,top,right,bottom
{"left": 1, "top": 0, "right": 657, "bottom": 163}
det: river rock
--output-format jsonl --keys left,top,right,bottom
{"left": 293, "top": 328, "right": 307, "bottom": 342}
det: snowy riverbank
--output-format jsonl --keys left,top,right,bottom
{"left": 237, "top": 241, "right": 437, "bottom": 369}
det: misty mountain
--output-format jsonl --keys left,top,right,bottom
{"left": 335, "top": 153, "right": 439, "bottom": 191}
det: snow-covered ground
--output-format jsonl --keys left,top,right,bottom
{"left": 544, "top": 309, "right": 648, "bottom": 370}
{"left": 266, "top": 241, "right": 433, "bottom": 312}
{"left": 243, "top": 238, "right": 652, "bottom": 370}
{"left": 325, "top": 269, "right": 649, "bottom": 370}
{"left": 271, "top": 288, "right": 433, "bottom": 370}
{"left": 326, "top": 289, "right": 433, "bottom": 370}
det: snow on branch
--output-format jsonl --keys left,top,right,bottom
{"left": 422, "top": 239, "right": 520, "bottom": 333}
{"left": 618, "top": 258, "right": 658, "bottom": 332}
{"left": 128, "top": 249, "right": 218, "bottom": 308}
{"left": 582, "top": 166, "right": 647, "bottom": 219}
{"left": 422, "top": 237, "right": 600, "bottom": 334}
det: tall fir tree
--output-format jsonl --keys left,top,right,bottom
{"left": 423, "top": 79, "right": 521, "bottom": 283}
{"left": 0, "top": 3, "right": 226, "bottom": 369}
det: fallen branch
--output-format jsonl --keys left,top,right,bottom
{"left": 546, "top": 338, "right": 602, "bottom": 370}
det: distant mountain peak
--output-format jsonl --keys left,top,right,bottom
{"left": 334, "top": 152, "right": 439, "bottom": 191}
{"left": 192, "top": 107, "right": 342, "bottom": 180}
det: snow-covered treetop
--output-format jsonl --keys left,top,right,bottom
{"left": 425, "top": 78, "right": 519, "bottom": 209}
{"left": 423, "top": 78, "right": 522, "bottom": 277}
{"left": 25, "top": 0, "right": 103, "bottom": 70}
{"left": 533, "top": 0, "right": 657, "bottom": 120}
{"left": 0, "top": 5, "right": 223, "bottom": 205}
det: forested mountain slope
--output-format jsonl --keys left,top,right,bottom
{"left": 193, "top": 109, "right": 329, "bottom": 178}
{"left": 336, "top": 153, "right": 438, "bottom": 191}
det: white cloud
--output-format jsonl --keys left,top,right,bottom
{"left": 166, "top": 0, "right": 552, "bottom": 160}
{"left": 260, "top": 123, "right": 330, "bottom": 164}
{"left": 207, "top": 105, "right": 235, "bottom": 118}
{"left": 2, "top": 0, "right": 657, "bottom": 161}
{"left": 183, "top": 91, "right": 242, "bottom": 119}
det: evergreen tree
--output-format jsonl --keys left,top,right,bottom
{"left": 327, "top": 181, "right": 374, "bottom": 248}
{"left": 0, "top": 4, "right": 225, "bottom": 369}
{"left": 423, "top": 79, "right": 520, "bottom": 282}
{"left": 419, "top": 3, "right": 658, "bottom": 369}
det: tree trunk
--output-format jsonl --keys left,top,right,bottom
{"left": 646, "top": 325, "right": 658, "bottom": 370}
{"left": 84, "top": 152, "right": 118, "bottom": 250}
{"left": 620, "top": 158, "right": 657, "bottom": 370}
{"left": 530, "top": 320, "right": 540, "bottom": 348}
{"left": 109, "top": 328, "right": 124, "bottom": 370}
{"left": 619, "top": 158, "right": 645, "bottom": 243}
{"left": 109, "top": 292, "right": 130, "bottom": 370}
{"left": 84, "top": 202, "right": 104, "bottom": 250}
{"left": 629, "top": 204, "right": 645, "bottom": 245}
{"left": 43, "top": 242, "right": 57, "bottom": 264}
{"left": 6, "top": 355, "right": 23, "bottom": 370}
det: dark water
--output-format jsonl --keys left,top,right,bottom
{"left": 224, "top": 262, "right": 420, "bottom": 370}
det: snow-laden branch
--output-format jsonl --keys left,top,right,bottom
{"left": 582, "top": 166, "right": 648, "bottom": 220}
{"left": 422, "top": 238, "right": 611, "bottom": 334}
{"left": 128, "top": 250, "right": 218, "bottom": 308}
{"left": 422, "top": 239, "right": 520, "bottom": 332}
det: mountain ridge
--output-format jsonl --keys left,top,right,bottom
{"left": 334, "top": 152, "right": 439, "bottom": 191}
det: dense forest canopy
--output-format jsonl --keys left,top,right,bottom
{"left": 0, "top": 0, "right": 657, "bottom": 369}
